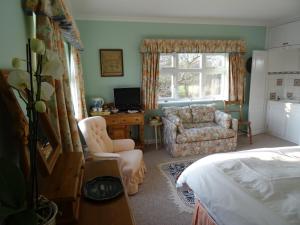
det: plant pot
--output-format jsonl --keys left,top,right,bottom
{"left": 37, "top": 196, "right": 58, "bottom": 225}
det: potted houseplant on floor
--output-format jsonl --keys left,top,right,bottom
{"left": 0, "top": 38, "right": 64, "bottom": 225}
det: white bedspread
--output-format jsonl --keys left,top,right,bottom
{"left": 176, "top": 147, "right": 300, "bottom": 225}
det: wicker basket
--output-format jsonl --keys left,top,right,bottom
{"left": 38, "top": 196, "right": 58, "bottom": 225}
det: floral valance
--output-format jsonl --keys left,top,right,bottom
{"left": 140, "top": 39, "right": 246, "bottom": 53}
{"left": 23, "top": 0, "right": 83, "bottom": 50}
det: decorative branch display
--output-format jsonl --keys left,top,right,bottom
{"left": 0, "top": 38, "right": 64, "bottom": 225}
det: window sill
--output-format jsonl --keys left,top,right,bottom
{"left": 158, "top": 99, "right": 225, "bottom": 106}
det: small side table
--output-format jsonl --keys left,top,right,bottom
{"left": 149, "top": 121, "right": 162, "bottom": 150}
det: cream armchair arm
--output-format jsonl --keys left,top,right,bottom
{"left": 88, "top": 152, "right": 120, "bottom": 160}
{"left": 86, "top": 152, "right": 127, "bottom": 173}
{"left": 112, "top": 139, "right": 135, "bottom": 152}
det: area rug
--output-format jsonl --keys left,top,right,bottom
{"left": 158, "top": 159, "right": 198, "bottom": 214}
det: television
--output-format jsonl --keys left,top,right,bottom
{"left": 114, "top": 87, "right": 141, "bottom": 111}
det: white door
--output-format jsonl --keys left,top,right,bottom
{"left": 249, "top": 51, "right": 268, "bottom": 135}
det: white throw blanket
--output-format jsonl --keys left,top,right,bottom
{"left": 176, "top": 147, "right": 300, "bottom": 225}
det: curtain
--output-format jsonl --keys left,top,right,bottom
{"left": 23, "top": 0, "right": 83, "bottom": 50}
{"left": 37, "top": 16, "right": 82, "bottom": 152}
{"left": 141, "top": 53, "right": 160, "bottom": 110}
{"left": 70, "top": 47, "right": 88, "bottom": 120}
{"left": 229, "top": 53, "right": 246, "bottom": 102}
{"left": 140, "top": 39, "right": 246, "bottom": 109}
{"left": 140, "top": 39, "right": 246, "bottom": 53}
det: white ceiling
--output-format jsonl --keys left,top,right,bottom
{"left": 69, "top": 0, "right": 300, "bottom": 26}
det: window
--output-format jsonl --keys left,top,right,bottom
{"left": 65, "top": 43, "right": 80, "bottom": 119}
{"left": 158, "top": 53, "right": 229, "bottom": 102}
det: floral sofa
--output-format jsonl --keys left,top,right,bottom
{"left": 162, "top": 105, "right": 238, "bottom": 157}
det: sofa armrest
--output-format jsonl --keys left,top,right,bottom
{"left": 215, "top": 110, "right": 232, "bottom": 129}
{"left": 164, "top": 115, "right": 185, "bottom": 134}
{"left": 162, "top": 117, "right": 178, "bottom": 144}
{"left": 232, "top": 118, "right": 238, "bottom": 132}
{"left": 112, "top": 139, "right": 135, "bottom": 152}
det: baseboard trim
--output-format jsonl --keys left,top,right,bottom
{"left": 144, "top": 139, "right": 157, "bottom": 145}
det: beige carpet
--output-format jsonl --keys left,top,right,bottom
{"left": 129, "top": 134, "right": 296, "bottom": 225}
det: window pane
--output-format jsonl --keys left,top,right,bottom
{"left": 178, "top": 53, "right": 202, "bottom": 69}
{"left": 160, "top": 54, "right": 174, "bottom": 68}
{"left": 176, "top": 72, "right": 200, "bottom": 99}
{"left": 158, "top": 73, "right": 173, "bottom": 98}
{"left": 202, "top": 73, "right": 222, "bottom": 97}
{"left": 205, "top": 54, "right": 226, "bottom": 68}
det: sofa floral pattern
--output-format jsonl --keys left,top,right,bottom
{"left": 190, "top": 105, "right": 215, "bottom": 123}
{"left": 162, "top": 105, "right": 238, "bottom": 157}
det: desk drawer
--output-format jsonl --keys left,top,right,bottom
{"left": 120, "top": 116, "right": 143, "bottom": 124}
{"left": 105, "top": 117, "right": 120, "bottom": 125}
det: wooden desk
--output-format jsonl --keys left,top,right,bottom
{"left": 78, "top": 160, "right": 135, "bottom": 225}
{"left": 102, "top": 112, "right": 144, "bottom": 150}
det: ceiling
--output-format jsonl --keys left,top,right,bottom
{"left": 69, "top": 0, "right": 300, "bottom": 26}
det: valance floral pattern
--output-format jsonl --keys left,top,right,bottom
{"left": 23, "top": 0, "right": 83, "bottom": 50}
{"left": 140, "top": 39, "right": 246, "bottom": 53}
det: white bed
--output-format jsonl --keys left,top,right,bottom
{"left": 176, "top": 146, "right": 300, "bottom": 225}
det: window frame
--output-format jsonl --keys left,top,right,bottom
{"left": 158, "top": 53, "right": 229, "bottom": 103}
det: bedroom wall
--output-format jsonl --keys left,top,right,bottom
{"left": 76, "top": 20, "right": 266, "bottom": 141}
{"left": 0, "top": 0, "right": 28, "bottom": 161}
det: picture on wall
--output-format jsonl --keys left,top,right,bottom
{"left": 99, "top": 49, "right": 124, "bottom": 77}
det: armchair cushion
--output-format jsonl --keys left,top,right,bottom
{"left": 190, "top": 105, "right": 215, "bottom": 123}
{"left": 215, "top": 110, "right": 232, "bottom": 129}
{"left": 112, "top": 139, "right": 135, "bottom": 152}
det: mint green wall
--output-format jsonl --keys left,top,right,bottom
{"left": 0, "top": 0, "right": 28, "bottom": 68}
{"left": 0, "top": 0, "right": 28, "bottom": 160}
{"left": 77, "top": 20, "right": 266, "bottom": 141}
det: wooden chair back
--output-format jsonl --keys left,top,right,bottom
{"left": 223, "top": 100, "right": 244, "bottom": 121}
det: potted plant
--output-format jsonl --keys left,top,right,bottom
{"left": 0, "top": 38, "right": 64, "bottom": 225}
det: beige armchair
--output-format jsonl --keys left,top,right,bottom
{"left": 78, "top": 116, "right": 146, "bottom": 195}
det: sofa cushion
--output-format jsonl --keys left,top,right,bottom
{"left": 162, "top": 106, "right": 178, "bottom": 117}
{"left": 176, "top": 126, "right": 236, "bottom": 144}
{"left": 177, "top": 106, "right": 192, "bottom": 123}
{"left": 190, "top": 105, "right": 215, "bottom": 123}
{"left": 167, "top": 115, "right": 185, "bottom": 134}
{"left": 182, "top": 122, "right": 218, "bottom": 129}
{"left": 215, "top": 110, "right": 232, "bottom": 129}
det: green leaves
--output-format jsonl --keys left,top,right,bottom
{"left": 0, "top": 158, "right": 26, "bottom": 217}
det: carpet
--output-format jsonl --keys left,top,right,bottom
{"left": 158, "top": 159, "right": 197, "bottom": 213}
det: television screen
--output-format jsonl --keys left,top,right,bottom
{"left": 114, "top": 88, "right": 141, "bottom": 111}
